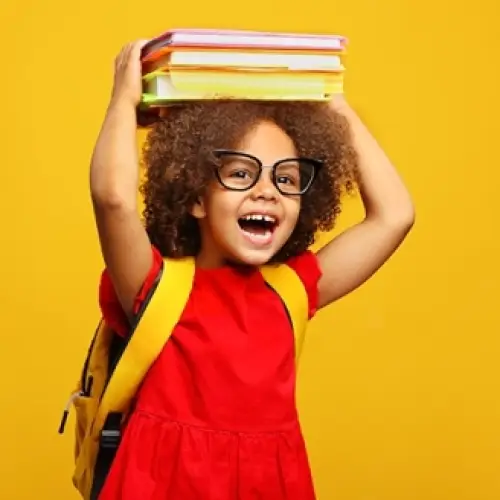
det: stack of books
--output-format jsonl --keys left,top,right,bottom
{"left": 138, "top": 28, "right": 347, "bottom": 121}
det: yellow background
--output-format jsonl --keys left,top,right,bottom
{"left": 0, "top": 0, "right": 499, "bottom": 498}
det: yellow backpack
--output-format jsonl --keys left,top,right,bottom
{"left": 59, "top": 256, "right": 309, "bottom": 500}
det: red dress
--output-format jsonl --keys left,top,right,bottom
{"left": 98, "top": 246, "right": 322, "bottom": 500}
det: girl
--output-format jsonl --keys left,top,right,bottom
{"left": 90, "top": 40, "right": 414, "bottom": 500}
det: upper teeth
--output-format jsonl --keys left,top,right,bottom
{"left": 242, "top": 214, "right": 276, "bottom": 223}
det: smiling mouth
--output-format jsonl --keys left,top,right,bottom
{"left": 237, "top": 214, "right": 278, "bottom": 245}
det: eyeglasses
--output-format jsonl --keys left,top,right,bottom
{"left": 211, "top": 149, "right": 322, "bottom": 196}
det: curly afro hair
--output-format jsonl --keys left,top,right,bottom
{"left": 141, "top": 100, "right": 359, "bottom": 262}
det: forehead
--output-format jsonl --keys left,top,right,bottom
{"left": 236, "top": 120, "right": 297, "bottom": 164}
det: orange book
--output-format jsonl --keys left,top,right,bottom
{"left": 142, "top": 50, "right": 344, "bottom": 75}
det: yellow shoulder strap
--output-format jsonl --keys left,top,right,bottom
{"left": 260, "top": 264, "right": 309, "bottom": 362}
{"left": 93, "top": 256, "right": 195, "bottom": 436}
{"left": 94, "top": 258, "right": 308, "bottom": 434}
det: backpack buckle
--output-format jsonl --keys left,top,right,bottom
{"left": 100, "top": 413, "right": 122, "bottom": 450}
{"left": 92, "top": 412, "right": 123, "bottom": 500}
{"left": 100, "top": 428, "right": 121, "bottom": 449}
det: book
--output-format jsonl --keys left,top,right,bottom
{"left": 142, "top": 28, "right": 347, "bottom": 62}
{"left": 141, "top": 69, "right": 343, "bottom": 103}
{"left": 137, "top": 27, "right": 348, "bottom": 122}
{"left": 142, "top": 50, "right": 344, "bottom": 74}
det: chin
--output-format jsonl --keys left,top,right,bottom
{"left": 228, "top": 249, "right": 278, "bottom": 268}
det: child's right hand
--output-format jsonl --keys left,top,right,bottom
{"left": 91, "top": 39, "right": 154, "bottom": 319}
{"left": 110, "top": 40, "right": 149, "bottom": 108}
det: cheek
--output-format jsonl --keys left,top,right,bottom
{"left": 282, "top": 198, "right": 301, "bottom": 228}
{"left": 205, "top": 188, "right": 241, "bottom": 225}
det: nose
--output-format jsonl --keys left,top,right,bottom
{"left": 250, "top": 169, "right": 279, "bottom": 201}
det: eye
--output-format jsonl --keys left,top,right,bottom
{"left": 215, "top": 153, "right": 260, "bottom": 187}
{"left": 276, "top": 175, "right": 298, "bottom": 186}
{"left": 275, "top": 163, "right": 300, "bottom": 186}
{"left": 228, "top": 167, "right": 252, "bottom": 179}
{"left": 223, "top": 162, "right": 257, "bottom": 181}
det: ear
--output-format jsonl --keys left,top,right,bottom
{"left": 190, "top": 197, "right": 206, "bottom": 219}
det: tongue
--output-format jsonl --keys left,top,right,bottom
{"left": 239, "top": 222, "right": 273, "bottom": 246}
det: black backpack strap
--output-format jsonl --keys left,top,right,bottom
{"left": 90, "top": 267, "right": 165, "bottom": 499}
{"left": 90, "top": 412, "right": 122, "bottom": 500}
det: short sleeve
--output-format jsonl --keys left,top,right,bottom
{"left": 98, "top": 245, "right": 164, "bottom": 337}
{"left": 286, "top": 250, "right": 323, "bottom": 319}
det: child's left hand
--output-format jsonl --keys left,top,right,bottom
{"left": 328, "top": 93, "right": 349, "bottom": 113}
{"left": 316, "top": 92, "right": 415, "bottom": 310}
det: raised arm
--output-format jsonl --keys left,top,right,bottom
{"left": 90, "top": 40, "right": 153, "bottom": 319}
{"left": 316, "top": 96, "right": 415, "bottom": 309}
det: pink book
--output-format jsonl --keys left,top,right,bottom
{"left": 142, "top": 28, "right": 347, "bottom": 60}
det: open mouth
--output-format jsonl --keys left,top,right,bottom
{"left": 237, "top": 214, "right": 278, "bottom": 246}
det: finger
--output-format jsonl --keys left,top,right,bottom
{"left": 131, "top": 39, "right": 149, "bottom": 48}
{"left": 115, "top": 39, "right": 147, "bottom": 69}
{"left": 115, "top": 43, "right": 131, "bottom": 68}
{"left": 131, "top": 39, "right": 150, "bottom": 58}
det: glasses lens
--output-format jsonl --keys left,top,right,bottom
{"left": 275, "top": 160, "right": 316, "bottom": 194}
{"left": 216, "top": 153, "right": 260, "bottom": 190}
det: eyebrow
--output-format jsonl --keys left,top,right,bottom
{"left": 213, "top": 149, "right": 323, "bottom": 168}
{"left": 219, "top": 150, "right": 302, "bottom": 161}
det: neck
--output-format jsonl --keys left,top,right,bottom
{"left": 195, "top": 249, "right": 226, "bottom": 269}
{"left": 196, "top": 247, "right": 256, "bottom": 273}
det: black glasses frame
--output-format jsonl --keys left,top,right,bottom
{"left": 212, "top": 149, "right": 323, "bottom": 196}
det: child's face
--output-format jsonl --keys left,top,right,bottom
{"left": 192, "top": 120, "right": 302, "bottom": 268}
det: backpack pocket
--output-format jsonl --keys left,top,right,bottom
{"left": 71, "top": 391, "right": 100, "bottom": 500}
{"left": 73, "top": 392, "right": 98, "bottom": 459}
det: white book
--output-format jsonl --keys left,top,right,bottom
{"left": 168, "top": 51, "right": 343, "bottom": 71}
